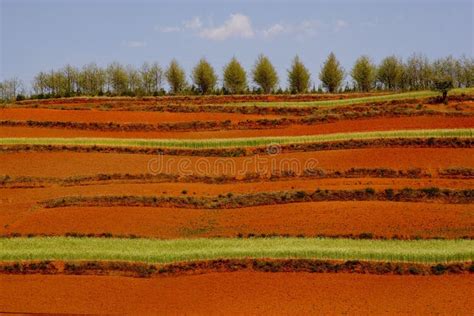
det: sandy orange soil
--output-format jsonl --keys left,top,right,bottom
{"left": 1, "top": 116, "right": 473, "bottom": 139}
{"left": 1, "top": 148, "right": 472, "bottom": 178}
{"left": 0, "top": 108, "right": 287, "bottom": 123}
{"left": 1, "top": 273, "right": 472, "bottom": 314}
{"left": 3, "top": 202, "right": 473, "bottom": 239}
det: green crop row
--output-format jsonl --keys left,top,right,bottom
{"left": 0, "top": 237, "right": 472, "bottom": 264}
{"left": 214, "top": 88, "right": 474, "bottom": 108}
{"left": 0, "top": 128, "right": 472, "bottom": 149}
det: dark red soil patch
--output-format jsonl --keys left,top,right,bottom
{"left": 1, "top": 272, "right": 472, "bottom": 314}
{"left": 1, "top": 148, "right": 472, "bottom": 178}
{"left": 1, "top": 116, "right": 472, "bottom": 138}
{"left": 3, "top": 202, "right": 473, "bottom": 239}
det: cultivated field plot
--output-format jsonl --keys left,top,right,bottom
{"left": 1, "top": 90, "right": 473, "bottom": 314}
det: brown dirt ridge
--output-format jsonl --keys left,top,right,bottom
{"left": 1, "top": 259, "right": 472, "bottom": 277}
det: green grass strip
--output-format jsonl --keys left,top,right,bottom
{"left": 0, "top": 237, "right": 472, "bottom": 264}
{"left": 0, "top": 128, "right": 472, "bottom": 149}
{"left": 214, "top": 88, "right": 474, "bottom": 108}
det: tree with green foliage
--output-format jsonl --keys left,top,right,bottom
{"left": 287, "top": 56, "right": 311, "bottom": 93}
{"left": 223, "top": 57, "right": 247, "bottom": 94}
{"left": 61, "top": 64, "right": 79, "bottom": 96}
{"left": 192, "top": 58, "right": 218, "bottom": 94}
{"left": 319, "top": 52, "right": 344, "bottom": 93}
{"left": 431, "top": 76, "right": 453, "bottom": 103}
{"left": 44, "top": 70, "right": 63, "bottom": 96}
{"left": 32, "top": 71, "right": 48, "bottom": 96}
{"left": 0, "top": 77, "right": 24, "bottom": 101}
{"left": 126, "top": 65, "right": 142, "bottom": 96}
{"left": 77, "top": 63, "right": 105, "bottom": 96}
{"left": 458, "top": 55, "right": 474, "bottom": 88}
{"left": 431, "top": 56, "right": 462, "bottom": 88}
{"left": 252, "top": 54, "right": 278, "bottom": 93}
{"left": 404, "top": 53, "right": 432, "bottom": 90}
{"left": 106, "top": 62, "right": 129, "bottom": 95}
{"left": 431, "top": 57, "right": 458, "bottom": 103}
{"left": 140, "top": 62, "right": 162, "bottom": 95}
{"left": 377, "top": 56, "right": 404, "bottom": 90}
{"left": 351, "top": 55, "right": 376, "bottom": 92}
{"left": 165, "top": 59, "right": 187, "bottom": 94}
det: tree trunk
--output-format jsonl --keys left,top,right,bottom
{"left": 442, "top": 91, "right": 448, "bottom": 103}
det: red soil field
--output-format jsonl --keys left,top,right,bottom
{"left": 1, "top": 116, "right": 473, "bottom": 139}
{"left": 1, "top": 148, "right": 472, "bottom": 178}
{"left": 2, "top": 97, "right": 473, "bottom": 315}
{"left": 1, "top": 177, "right": 472, "bottom": 220}
{"left": 3, "top": 177, "right": 472, "bottom": 201}
{"left": 1, "top": 273, "right": 472, "bottom": 314}
{"left": 0, "top": 108, "right": 287, "bottom": 123}
{"left": 3, "top": 202, "right": 473, "bottom": 239}
{"left": 2, "top": 174, "right": 472, "bottom": 238}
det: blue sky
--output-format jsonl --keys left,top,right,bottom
{"left": 1, "top": 0, "right": 473, "bottom": 89}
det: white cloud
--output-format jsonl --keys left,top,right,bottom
{"left": 334, "top": 19, "right": 349, "bottom": 32}
{"left": 122, "top": 40, "right": 147, "bottom": 48}
{"left": 262, "top": 23, "right": 285, "bottom": 38}
{"left": 262, "top": 20, "right": 322, "bottom": 39}
{"left": 158, "top": 26, "right": 181, "bottom": 33}
{"left": 184, "top": 16, "right": 202, "bottom": 30}
{"left": 199, "top": 13, "right": 254, "bottom": 40}
{"left": 157, "top": 15, "right": 345, "bottom": 41}
{"left": 293, "top": 20, "right": 322, "bottom": 38}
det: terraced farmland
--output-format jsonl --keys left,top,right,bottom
{"left": 1, "top": 90, "right": 473, "bottom": 314}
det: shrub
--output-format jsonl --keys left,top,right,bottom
{"left": 295, "top": 191, "right": 308, "bottom": 199}
{"left": 365, "top": 187, "right": 376, "bottom": 196}
{"left": 421, "top": 187, "right": 441, "bottom": 198}
{"left": 431, "top": 264, "right": 447, "bottom": 275}
{"left": 385, "top": 188, "right": 394, "bottom": 200}
{"left": 358, "top": 232, "right": 374, "bottom": 239}
{"left": 408, "top": 266, "right": 421, "bottom": 275}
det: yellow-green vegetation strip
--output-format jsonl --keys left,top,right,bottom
{"left": 0, "top": 237, "right": 472, "bottom": 264}
{"left": 214, "top": 88, "right": 474, "bottom": 108}
{"left": 0, "top": 129, "right": 472, "bottom": 149}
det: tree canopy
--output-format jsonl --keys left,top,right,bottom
{"left": 223, "top": 57, "right": 247, "bottom": 94}
{"left": 351, "top": 56, "right": 376, "bottom": 92}
{"left": 288, "top": 56, "right": 311, "bottom": 93}
{"left": 165, "top": 59, "right": 187, "bottom": 94}
{"left": 252, "top": 54, "right": 279, "bottom": 93}
{"left": 319, "top": 52, "right": 344, "bottom": 93}
{"left": 192, "top": 58, "right": 218, "bottom": 94}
